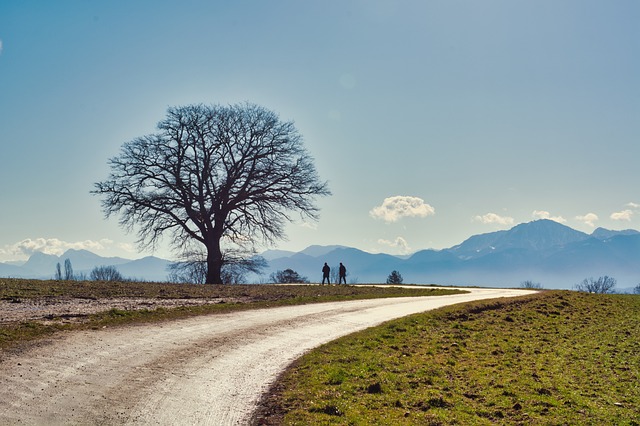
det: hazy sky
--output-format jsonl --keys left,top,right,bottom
{"left": 1, "top": 1, "right": 638, "bottom": 262}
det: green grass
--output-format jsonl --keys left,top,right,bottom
{"left": 258, "top": 291, "right": 640, "bottom": 425}
{"left": 0, "top": 279, "right": 460, "bottom": 301}
{"left": 0, "top": 278, "right": 463, "bottom": 351}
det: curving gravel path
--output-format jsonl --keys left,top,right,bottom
{"left": 0, "top": 287, "right": 535, "bottom": 425}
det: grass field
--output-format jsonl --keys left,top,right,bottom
{"left": 0, "top": 278, "right": 462, "bottom": 351}
{"left": 0, "top": 279, "right": 462, "bottom": 301}
{"left": 259, "top": 291, "right": 640, "bottom": 425}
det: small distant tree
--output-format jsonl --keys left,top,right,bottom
{"left": 521, "top": 280, "right": 543, "bottom": 290}
{"left": 54, "top": 262, "right": 63, "bottom": 280}
{"left": 270, "top": 268, "right": 309, "bottom": 284}
{"left": 64, "top": 259, "right": 74, "bottom": 280}
{"left": 330, "top": 265, "right": 349, "bottom": 284}
{"left": 90, "top": 265, "right": 124, "bottom": 282}
{"left": 386, "top": 270, "right": 403, "bottom": 285}
{"left": 575, "top": 276, "right": 616, "bottom": 294}
{"left": 330, "top": 265, "right": 339, "bottom": 283}
{"left": 633, "top": 284, "right": 640, "bottom": 295}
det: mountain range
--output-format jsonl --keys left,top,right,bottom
{"left": 262, "top": 220, "right": 640, "bottom": 290}
{"left": 0, "top": 249, "right": 172, "bottom": 282}
{"left": 1, "top": 220, "right": 639, "bottom": 290}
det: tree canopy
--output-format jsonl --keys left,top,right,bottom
{"left": 270, "top": 268, "right": 309, "bottom": 284}
{"left": 386, "top": 270, "right": 403, "bottom": 285}
{"left": 93, "top": 103, "right": 330, "bottom": 283}
{"left": 575, "top": 276, "right": 617, "bottom": 294}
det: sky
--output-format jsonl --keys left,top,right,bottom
{"left": 0, "top": 1, "right": 638, "bottom": 263}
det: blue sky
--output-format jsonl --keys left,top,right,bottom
{"left": 1, "top": 1, "right": 638, "bottom": 262}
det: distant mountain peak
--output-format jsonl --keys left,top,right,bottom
{"left": 2, "top": 249, "right": 171, "bottom": 281}
{"left": 448, "top": 219, "right": 589, "bottom": 259}
{"left": 260, "top": 249, "right": 296, "bottom": 261}
{"left": 591, "top": 227, "right": 640, "bottom": 240}
{"left": 299, "top": 245, "right": 349, "bottom": 258}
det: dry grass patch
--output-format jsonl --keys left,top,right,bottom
{"left": 0, "top": 278, "right": 462, "bottom": 353}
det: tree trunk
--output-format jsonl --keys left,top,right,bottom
{"left": 205, "top": 236, "right": 224, "bottom": 284}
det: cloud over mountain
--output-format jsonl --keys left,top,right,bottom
{"left": 532, "top": 210, "right": 566, "bottom": 223}
{"left": 576, "top": 213, "right": 599, "bottom": 227}
{"left": 1, "top": 238, "right": 116, "bottom": 259}
{"left": 369, "top": 196, "right": 435, "bottom": 222}
{"left": 611, "top": 209, "right": 633, "bottom": 221}
{"left": 473, "top": 213, "right": 514, "bottom": 226}
{"left": 377, "top": 236, "right": 411, "bottom": 254}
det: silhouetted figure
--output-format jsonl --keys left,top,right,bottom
{"left": 338, "top": 262, "right": 347, "bottom": 284}
{"left": 322, "top": 262, "right": 331, "bottom": 284}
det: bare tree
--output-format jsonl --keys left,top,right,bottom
{"left": 93, "top": 103, "right": 330, "bottom": 284}
{"left": 330, "top": 265, "right": 340, "bottom": 284}
{"left": 64, "top": 259, "right": 74, "bottom": 281}
{"left": 270, "top": 268, "right": 309, "bottom": 284}
{"left": 575, "top": 276, "right": 617, "bottom": 294}
{"left": 329, "top": 264, "right": 349, "bottom": 284}
{"left": 54, "top": 262, "right": 63, "bottom": 281}
{"left": 90, "top": 265, "right": 125, "bottom": 282}
{"left": 521, "top": 280, "right": 543, "bottom": 290}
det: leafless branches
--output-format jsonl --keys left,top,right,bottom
{"left": 93, "top": 103, "right": 330, "bottom": 283}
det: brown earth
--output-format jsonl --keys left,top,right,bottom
{"left": 0, "top": 296, "right": 243, "bottom": 325}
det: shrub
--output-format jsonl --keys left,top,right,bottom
{"left": 521, "top": 280, "right": 543, "bottom": 289}
{"left": 270, "top": 269, "right": 309, "bottom": 284}
{"left": 575, "top": 276, "right": 616, "bottom": 294}
{"left": 90, "top": 265, "right": 125, "bottom": 282}
{"left": 386, "top": 270, "right": 403, "bottom": 284}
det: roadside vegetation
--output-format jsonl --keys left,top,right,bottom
{"left": 257, "top": 291, "right": 640, "bottom": 425}
{"left": 0, "top": 278, "right": 462, "bottom": 352}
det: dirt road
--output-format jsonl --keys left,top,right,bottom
{"left": 0, "top": 287, "right": 534, "bottom": 425}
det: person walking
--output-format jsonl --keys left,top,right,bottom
{"left": 338, "top": 262, "right": 347, "bottom": 284}
{"left": 322, "top": 262, "right": 331, "bottom": 285}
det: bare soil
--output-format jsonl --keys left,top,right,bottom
{"left": 0, "top": 296, "right": 240, "bottom": 325}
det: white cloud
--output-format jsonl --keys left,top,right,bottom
{"left": 117, "top": 242, "right": 137, "bottom": 253}
{"left": 0, "top": 238, "right": 114, "bottom": 260}
{"left": 299, "top": 221, "right": 319, "bottom": 230}
{"left": 369, "top": 196, "right": 435, "bottom": 222}
{"left": 532, "top": 210, "right": 566, "bottom": 223}
{"left": 610, "top": 209, "right": 633, "bottom": 221}
{"left": 0, "top": 39, "right": 3, "bottom": 55}
{"left": 473, "top": 213, "right": 514, "bottom": 226}
{"left": 626, "top": 202, "right": 640, "bottom": 209}
{"left": 575, "top": 213, "right": 599, "bottom": 227}
{"left": 377, "top": 236, "right": 411, "bottom": 254}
